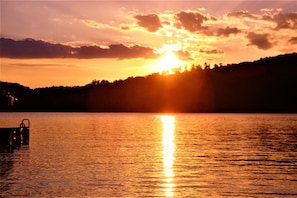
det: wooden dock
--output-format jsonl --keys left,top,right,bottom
{"left": 0, "top": 119, "right": 30, "bottom": 151}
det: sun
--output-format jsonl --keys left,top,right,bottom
{"left": 155, "top": 50, "right": 181, "bottom": 74}
{"left": 145, "top": 44, "right": 183, "bottom": 74}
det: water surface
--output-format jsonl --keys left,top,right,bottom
{"left": 1, "top": 113, "right": 297, "bottom": 197}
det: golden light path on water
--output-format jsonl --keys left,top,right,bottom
{"left": 160, "top": 115, "right": 175, "bottom": 197}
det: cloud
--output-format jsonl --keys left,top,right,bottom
{"left": 0, "top": 38, "right": 73, "bottom": 58}
{"left": 0, "top": 37, "right": 159, "bottom": 59}
{"left": 246, "top": 33, "right": 273, "bottom": 50}
{"left": 9, "top": 63, "right": 78, "bottom": 68}
{"left": 174, "top": 11, "right": 208, "bottom": 33}
{"left": 217, "top": 26, "right": 241, "bottom": 37}
{"left": 288, "top": 37, "right": 297, "bottom": 44}
{"left": 134, "top": 14, "right": 162, "bottom": 32}
{"left": 227, "top": 9, "right": 297, "bottom": 31}
{"left": 262, "top": 11, "right": 297, "bottom": 30}
{"left": 174, "top": 11, "right": 217, "bottom": 36}
{"left": 107, "top": 44, "right": 158, "bottom": 60}
{"left": 120, "top": 25, "right": 131, "bottom": 31}
{"left": 174, "top": 50, "right": 193, "bottom": 61}
{"left": 77, "top": 44, "right": 158, "bottom": 59}
{"left": 199, "top": 48, "right": 224, "bottom": 55}
{"left": 227, "top": 10, "right": 258, "bottom": 20}
{"left": 81, "top": 19, "right": 107, "bottom": 29}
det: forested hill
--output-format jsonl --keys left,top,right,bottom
{"left": 1, "top": 53, "right": 297, "bottom": 112}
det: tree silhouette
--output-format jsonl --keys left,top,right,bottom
{"left": 1, "top": 52, "right": 297, "bottom": 113}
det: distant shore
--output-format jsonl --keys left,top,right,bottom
{"left": 1, "top": 53, "right": 297, "bottom": 113}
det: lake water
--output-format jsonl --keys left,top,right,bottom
{"left": 0, "top": 113, "right": 297, "bottom": 197}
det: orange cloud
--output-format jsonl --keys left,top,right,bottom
{"left": 134, "top": 14, "right": 162, "bottom": 32}
{"left": 217, "top": 26, "right": 241, "bottom": 37}
{"left": 288, "top": 37, "right": 297, "bottom": 44}
{"left": 199, "top": 48, "right": 225, "bottom": 55}
{"left": 246, "top": 33, "right": 273, "bottom": 50}
{"left": 227, "top": 10, "right": 259, "bottom": 20}
{"left": 120, "top": 25, "right": 131, "bottom": 31}
{"left": 262, "top": 12, "right": 297, "bottom": 30}
{"left": 174, "top": 11, "right": 209, "bottom": 32}
{"left": 174, "top": 50, "right": 193, "bottom": 61}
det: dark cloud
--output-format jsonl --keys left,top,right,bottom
{"left": 288, "top": 37, "right": 297, "bottom": 44}
{"left": 227, "top": 10, "right": 258, "bottom": 19}
{"left": 174, "top": 50, "right": 193, "bottom": 61}
{"left": 199, "top": 48, "right": 224, "bottom": 55}
{"left": 120, "top": 25, "right": 130, "bottom": 31}
{"left": 110, "top": 44, "right": 158, "bottom": 60}
{"left": 0, "top": 38, "right": 73, "bottom": 58}
{"left": 9, "top": 63, "right": 78, "bottom": 68}
{"left": 134, "top": 14, "right": 162, "bottom": 32}
{"left": 0, "top": 37, "right": 159, "bottom": 59}
{"left": 262, "top": 12, "right": 297, "bottom": 30}
{"left": 217, "top": 26, "right": 241, "bottom": 37}
{"left": 228, "top": 9, "right": 297, "bottom": 30}
{"left": 174, "top": 11, "right": 210, "bottom": 33}
{"left": 246, "top": 33, "right": 273, "bottom": 50}
{"left": 77, "top": 44, "right": 158, "bottom": 59}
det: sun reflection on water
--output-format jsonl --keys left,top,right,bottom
{"left": 160, "top": 115, "right": 175, "bottom": 197}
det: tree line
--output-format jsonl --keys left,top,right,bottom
{"left": 1, "top": 53, "right": 297, "bottom": 113}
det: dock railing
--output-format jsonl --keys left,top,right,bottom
{"left": 0, "top": 119, "right": 30, "bottom": 150}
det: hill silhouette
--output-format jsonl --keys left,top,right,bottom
{"left": 1, "top": 53, "right": 297, "bottom": 113}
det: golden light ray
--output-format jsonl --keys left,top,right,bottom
{"left": 160, "top": 115, "right": 175, "bottom": 197}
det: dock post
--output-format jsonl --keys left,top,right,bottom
{"left": 13, "top": 129, "right": 21, "bottom": 148}
{"left": 20, "top": 119, "right": 30, "bottom": 146}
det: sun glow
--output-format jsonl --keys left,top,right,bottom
{"left": 155, "top": 48, "right": 182, "bottom": 74}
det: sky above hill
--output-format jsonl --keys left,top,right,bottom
{"left": 1, "top": 0, "right": 297, "bottom": 88}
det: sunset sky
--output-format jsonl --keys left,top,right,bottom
{"left": 1, "top": 0, "right": 297, "bottom": 88}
